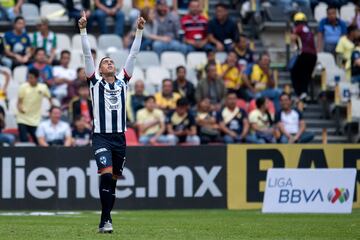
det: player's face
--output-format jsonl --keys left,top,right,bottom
{"left": 99, "top": 58, "right": 115, "bottom": 76}
{"left": 226, "top": 94, "right": 237, "bottom": 109}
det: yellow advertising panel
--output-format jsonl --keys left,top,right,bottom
{"left": 227, "top": 144, "right": 360, "bottom": 209}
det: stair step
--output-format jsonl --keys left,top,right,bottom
{"left": 307, "top": 127, "right": 337, "bottom": 135}
{"left": 313, "top": 135, "right": 349, "bottom": 143}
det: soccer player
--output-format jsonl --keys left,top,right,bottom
{"left": 78, "top": 11, "right": 145, "bottom": 233}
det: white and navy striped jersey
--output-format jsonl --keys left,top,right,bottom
{"left": 88, "top": 71, "right": 130, "bottom": 133}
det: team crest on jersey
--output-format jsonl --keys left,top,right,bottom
{"left": 21, "top": 37, "right": 27, "bottom": 43}
{"left": 109, "top": 96, "right": 118, "bottom": 104}
{"left": 99, "top": 156, "right": 107, "bottom": 166}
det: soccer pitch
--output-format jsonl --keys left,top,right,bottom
{"left": 0, "top": 209, "right": 359, "bottom": 240}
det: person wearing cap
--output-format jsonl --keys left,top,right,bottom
{"left": 32, "top": 18, "right": 57, "bottom": 65}
{"left": 290, "top": 12, "right": 317, "bottom": 100}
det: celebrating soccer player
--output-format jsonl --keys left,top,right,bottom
{"left": 78, "top": 11, "right": 145, "bottom": 233}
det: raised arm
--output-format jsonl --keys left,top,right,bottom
{"left": 123, "top": 17, "right": 146, "bottom": 79}
{"left": 78, "top": 11, "right": 95, "bottom": 78}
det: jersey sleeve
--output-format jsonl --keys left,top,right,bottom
{"left": 123, "top": 29, "right": 143, "bottom": 82}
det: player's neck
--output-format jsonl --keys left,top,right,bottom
{"left": 103, "top": 75, "right": 115, "bottom": 84}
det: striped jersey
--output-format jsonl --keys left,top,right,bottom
{"left": 87, "top": 70, "right": 130, "bottom": 133}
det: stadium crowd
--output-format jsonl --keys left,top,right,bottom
{"left": 0, "top": 0, "right": 359, "bottom": 146}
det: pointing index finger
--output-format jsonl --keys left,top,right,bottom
{"left": 82, "top": 10, "right": 86, "bottom": 19}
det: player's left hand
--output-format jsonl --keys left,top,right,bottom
{"left": 137, "top": 16, "right": 146, "bottom": 30}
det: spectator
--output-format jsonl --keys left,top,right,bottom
{"left": 276, "top": 93, "right": 314, "bottom": 143}
{"left": 64, "top": 67, "right": 87, "bottom": 106}
{"left": 290, "top": 12, "right": 317, "bottom": 99}
{"left": 53, "top": 50, "right": 76, "bottom": 102}
{"left": 136, "top": 96, "right": 177, "bottom": 145}
{"left": 152, "top": 0, "right": 187, "bottom": 55}
{"left": 268, "top": 0, "right": 310, "bottom": 13}
{"left": 173, "top": 0, "right": 206, "bottom": 15}
{"left": 129, "top": 0, "right": 157, "bottom": 23}
{"left": 4, "top": 16, "right": 31, "bottom": 69}
{"left": 234, "top": 34, "right": 254, "bottom": 70}
{"left": 166, "top": 98, "right": 200, "bottom": 145}
{"left": 197, "top": 50, "right": 222, "bottom": 80}
{"left": 0, "top": 105, "right": 15, "bottom": 146}
{"left": 317, "top": 6, "right": 347, "bottom": 54}
{"left": 72, "top": 115, "right": 92, "bottom": 146}
{"left": 173, "top": 66, "right": 196, "bottom": 106}
{"left": 218, "top": 51, "right": 243, "bottom": 95}
{"left": 17, "top": 68, "right": 51, "bottom": 145}
{"left": 36, "top": 106, "right": 72, "bottom": 147}
{"left": 126, "top": 80, "right": 147, "bottom": 124}
{"left": 196, "top": 63, "right": 227, "bottom": 110}
{"left": 0, "top": 69, "right": 10, "bottom": 101}
{"left": 66, "top": 0, "right": 92, "bottom": 22}
{"left": 248, "top": 97, "right": 276, "bottom": 143}
{"left": 131, "top": 7, "right": 157, "bottom": 51}
{"left": 218, "top": 92, "right": 255, "bottom": 144}
{"left": 90, "top": 0, "right": 125, "bottom": 36}
{"left": 208, "top": 3, "right": 239, "bottom": 52}
{"left": 243, "top": 53, "right": 281, "bottom": 111}
{"left": 155, "top": 79, "right": 181, "bottom": 114}
{"left": 195, "top": 98, "right": 221, "bottom": 144}
{"left": 32, "top": 18, "right": 57, "bottom": 65}
{"left": 28, "top": 48, "right": 53, "bottom": 87}
{"left": 0, "top": 35, "right": 11, "bottom": 68}
{"left": 0, "top": 0, "right": 23, "bottom": 21}
{"left": 351, "top": 36, "right": 360, "bottom": 84}
{"left": 336, "top": 25, "right": 359, "bottom": 81}
{"left": 69, "top": 82, "right": 93, "bottom": 128}
{"left": 351, "top": 4, "right": 360, "bottom": 30}
{"left": 181, "top": 0, "right": 213, "bottom": 52}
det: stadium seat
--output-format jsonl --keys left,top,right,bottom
{"left": 351, "top": 96, "right": 360, "bottom": 119}
{"left": 72, "top": 34, "right": 97, "bottom": 50}
{"left": 317, "top": 52, "right": 336, "bottom": 68}
{"left": 340, "top": 3, "right": 355, "bottom": 24}
{"left": 5, "top": 113, "right": 17, "bottom": 129}
{"left": 108, "top": 49, "right": 129, "bottom": 71}
{"left": 21, "top": 3, "right": 40, "bottom": 22}
{"left": 248, "top": 98, "right": 275, "bottom": 115}
{"left": 187, "top": 52, "right": 207, "bottom": 69}
{"left": 264, "top": 6, "right": 289, "bottom": 22}
{"left": 94, "top": 50, "right": 106, "bottom": 68}
{"left": 161, "top": 51, "right": 186, "bottom": 70}
{"left": 314, "top": 3, "right": 328, "bottom": 22}
{"left": 13, "top": 66, "right": 27, "bottom": 84}
{"left": 98, "top": 34, "right": 123, "bottom": 51}
{"left": 69, "top": 50, "right": 84, "bottom": 70}
{"left": 216, "top": 52, "right": 227, "bottom": 63}
{"left": 186, "top": 68, "right": 199, "bottom": 86}
{"left": 123, "top": 0, "right": 133, "bottom": 21}
{"left": 130, "top": 66, "right": 145, "bottom": 82}
{"left": 326, "top": 67, "right": 346, "bottom": 88}
{"left": 40, "top": 3, "right": 69, "bottom": 22}
{"left": 56, "top": 33, "right": 72, "bottom": 52}
{"left": 237, "top": 99, "right": 248, "bottom": 112}
{"left": 125, "top": 127, "right": 139, "bottom": 146}
{"left": 136, "top": 51, "right": 159, "bottom": 69}
{"left": 145, "top": 66, "right": 170, "bottom": 91}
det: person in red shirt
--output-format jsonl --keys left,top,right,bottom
{"left": 290, "top": 12, "right": 317, "bottom": 100}
{"left": 180, "top": 0, "right": 213, "bottom": 52}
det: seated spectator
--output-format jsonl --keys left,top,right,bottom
{"left": 276, "top": 93, "right": 314, "bottom": 143}
{"left": 0, "top": 36, "right": 11, "bottom": 68}
{"left": 17, "top": 69, "right": 52, "bottom": 145}
{"left": 196, "top": 63, "right": 227, "bottom": 110}
{"left": 351, "top": 3, "right": 360, "bottom": 30}
{"left": 208, "top": 3, "right": 239, "bottom": 52}
{"left": 218, "top": 92, "right": 255, "bottom": 144}
{"left": 89, "top": 0, "right": 125, "bottom": 36}
{"left": 166, "top": 98, "right": 200, "bottom": 145}
{"left": 64, "top": 67, "right": 87, "bottom": 107}
{"left": 66, "top": 0, "right": 92, "bottom": 22}
{"left": 336, "top": 25, "right": 359, "bottom": 81}
{"left": 218, "top": 51, "right": 243, "bottom": 95}
{"left": 155, "top": 79, "right": 181, "bottom": 114}
{"left": 129, "top": 0, "right": 156, "bottom": 23}
{"left": 131, "top": 7, "right": 157, "bottom": 51}
{"left": 0, "top": 105, "right": 15, "bottom": 146}
{"left": 126, "top": 80, "right": 147, "bottom": 124}
{"left": 173, "top": 66, "right": 196, "bottom": 106}
{"left": 4, "top": 16, "right": 31, "bottom": 69}
{"left": 32, "top": 18, "right": 57, "bottom": 65}
{"left": 36, "top": 106, "right": 72, "bottom": 147}
{"left": 69, "top": 82, "right": 93, "bottom": 128}
{"left": 28, "top": 48, "right": 53, "bottom": 87}
{"left": 181, "top": 0, "right": 213, "bottom": 52}
{"left": 195, "top": 98, "right": 221, "bottom": 144}
{"left": 268, "top": 0, "right": 310, "bottom": 13}
{"left": 243, "top": 53, "right": 281, "bottom": 110}
{"left": 72, "top": 115, "right": 92, "bottom": 146}
{"left": 249, "top": 97, "right": 276, "bottom": 143}
{"left": 317, "top": 6, "right": 347, "bottom": 54}
{"left": 350, "top": 37, "right": 360, "bottom": 84}
{"left": 136, "top": 96, "right": 177, "bottom": 145}
{"left": 234, "top": 34, "right": 254, "bottom": 70}
{"left": 0, "top": 68, "right": 10, "bottom": 101}
{"left": 0, "top": 0, "right": 23, "bottom": 21}
{"left": 196, "top": 50, "right": 222, "bottom": 80}
{"left": 53, "top": 50, "right": 76, "bottom": 102}
{"left": 152, "top": 0, "right": 187, "bottom": 55}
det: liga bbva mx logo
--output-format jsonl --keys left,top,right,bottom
{"left": 327, "top": 188, "right": 350, "bottom": 204}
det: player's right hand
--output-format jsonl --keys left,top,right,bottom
{"left": 78, "top": 10, "right": 87, "bottom": 29}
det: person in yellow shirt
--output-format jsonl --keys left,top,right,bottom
{"left": 0, "top": 0, "right": 23, "bottom": 21}
{"left": 154, "top": 79, "right": 181, "bottom": 114}
{"left": 336, "top": 25, "right": 359, "bottom": 81}
{"left": 136, "top": 96, "right": 176, "bottom": 145}
{"left": 196, "top": 50, "right": 222, "bottom": 80}
{"left": 243, "top": 53, "right": 281, "bottom": 110}
{"left": 218, "top": 51, "right": 242, "bottom": 90}
{"left": 17, "top": 68, "right": 52, "bottom": 145}
{"left": 129, "top": 0, "right": 156, "bottom": 23}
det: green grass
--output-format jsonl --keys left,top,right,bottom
{"left": 0, "top": 209, "right": 359, "bottom": 240}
